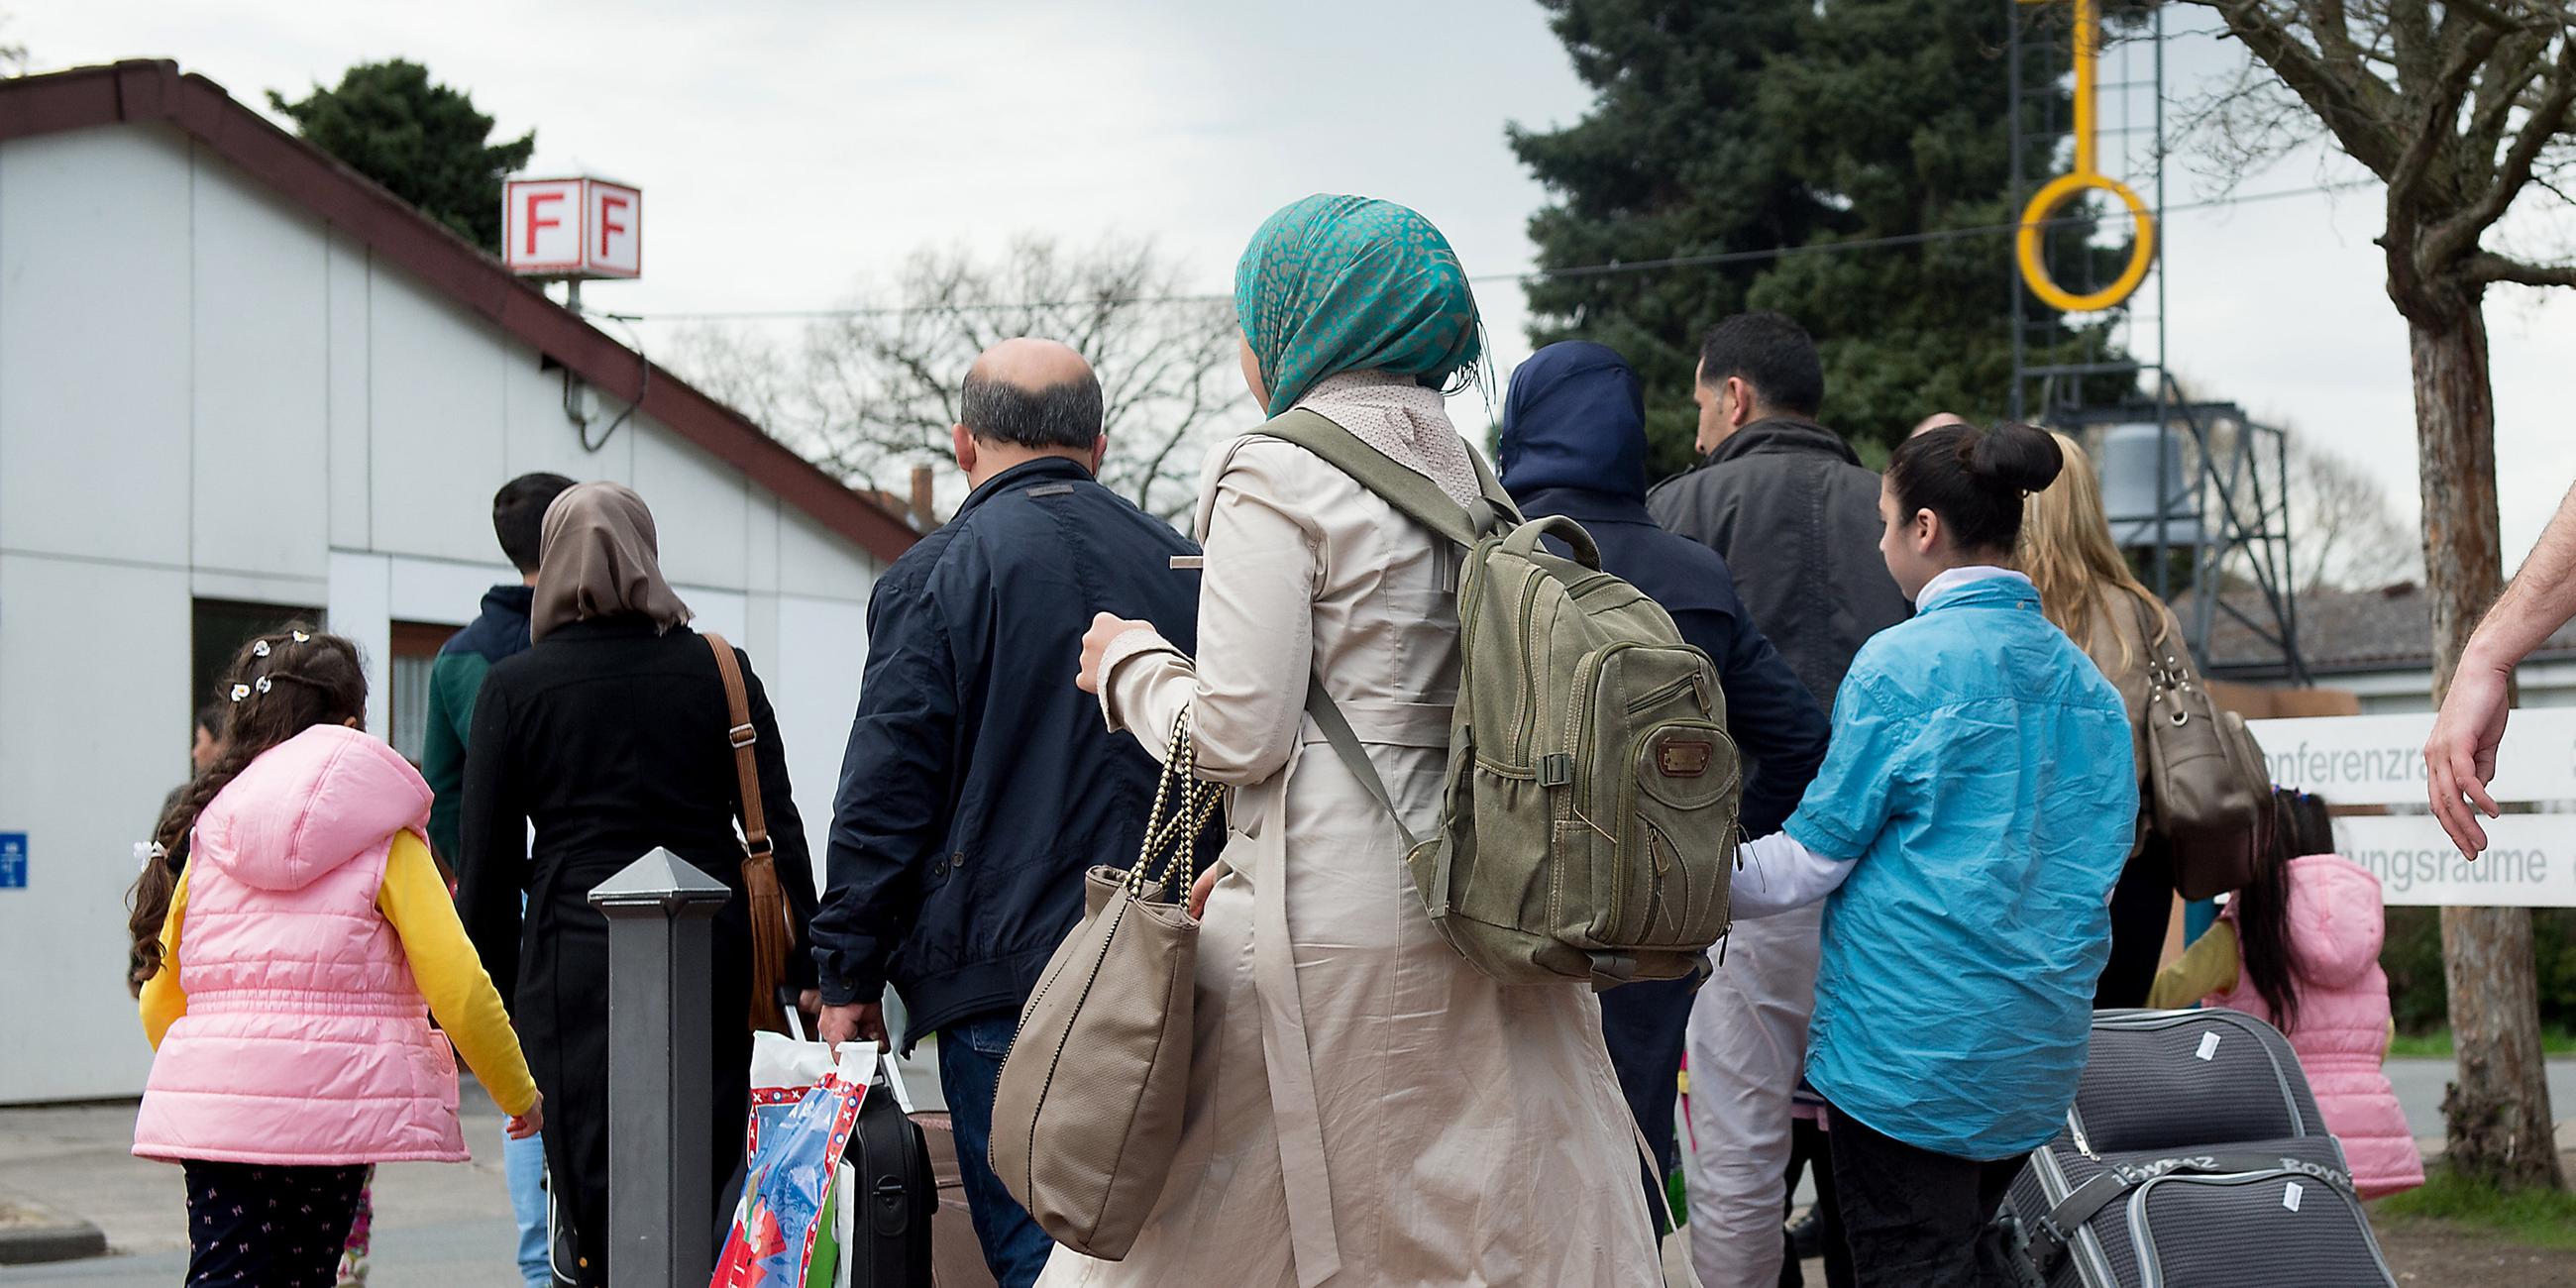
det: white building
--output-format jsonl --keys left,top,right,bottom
{"left": 0, "top": 61, "right": 921, "bottom": 1104}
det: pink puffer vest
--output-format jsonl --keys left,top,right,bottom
{"left": 2207, "top": 854, "right": 2424, "bottom": 1198}
{"left": 134, "top": 725, "right": 468, "bottom": 1166}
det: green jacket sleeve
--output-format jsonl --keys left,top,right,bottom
{"left": 423, "top": 651, "right": 489, "bottom": 864}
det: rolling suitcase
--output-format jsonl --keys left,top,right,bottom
{"left": 1994, "top": 1010, "right": 2399, "bottom": 1287}
{"left": 844, "top": 1072, "right": 937, "bottom": 1287}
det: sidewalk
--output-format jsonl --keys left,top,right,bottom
{"left": 0, "top": 1084, "right": 527, "bottom": 1287}
{"left": 0, "top": 1044, "right": 953, "bottom": 1286}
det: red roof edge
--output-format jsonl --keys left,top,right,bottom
{"left": 0, "top": 60, "right": 919, "bottom": 565}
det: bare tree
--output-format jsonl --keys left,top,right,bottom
{"left": 2177, "top": 0, "right": 2573, "bottom": 1189}
{"left": 671, "top": 237, "right": 1248, "bottom": 524}
{"left": 2282, "top": 429, "right": 2423, "bottom": 591}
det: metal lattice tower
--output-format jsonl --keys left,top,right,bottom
{"left": 2006, "top": 0, "right": 2307, "bottom": 682}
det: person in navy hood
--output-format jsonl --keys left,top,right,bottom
{"left": 1499, "top": 340, "right": 1832, "bottom": 1236}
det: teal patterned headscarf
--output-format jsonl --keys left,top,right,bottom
{"left": 1234, "top": 194, "right": 1485, "bottom": 418}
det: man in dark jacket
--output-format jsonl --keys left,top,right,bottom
{"left": 424, "top": 472, "right": 574, "bottom": 865}
{"left": 1648, "top": 312, "right": 1909, "bottom": 1287}
{"left": 811, "top": 338, "right": 1199, "bottom": 1288}
{"left": 1499, "top": 340, "right": 1832, "bottom": 1246}
{"left": 423, "top": 471, "right": 570, "bottom": 1288}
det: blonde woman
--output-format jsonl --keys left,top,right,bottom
{"left": 2019, "top": 431, "right": 2190, "bottom": 1007}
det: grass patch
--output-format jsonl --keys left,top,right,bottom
{"left": 2372, "top": 1165, "right": 2576, "bottom": 1249}
{"left": 2385, "top": 1026, "right": 2576, "bottom": 1058}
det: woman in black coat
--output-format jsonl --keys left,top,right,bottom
{"left": 457, "top": 482, "right": 817, "bottom": 1287}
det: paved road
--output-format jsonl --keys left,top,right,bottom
{"left": 6, "top": 1054, "right": 2567, "bottom": 1283}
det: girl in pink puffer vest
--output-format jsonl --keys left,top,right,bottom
{"left": 131, "top": 629, "right": 542, "bottom": 1288}
{"left": 2149, "top": 789, "right": 2424, "bottom": 1198}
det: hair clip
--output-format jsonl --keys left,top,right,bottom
{"left": 230, "top": 683, "right": 252, "bottom": 702}
{"left": 253, "top": 640, "right": 271, "bottom": 657}
{"left": 134, "top": 841, "right": 167, "bottom": 871}
{"left": 255, "top": 676, "right": 273, "bottom": 696}
{"left": 291, "top": 631, "right": 310, "bottom": 644}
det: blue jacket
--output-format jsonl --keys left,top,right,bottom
{"left": 1785, "top": 572, "right": 2136, "bottom": 1158}
{"left": 810, "top": 457, "right": 1201, "bottom": 1048}
{"left": 1498, "top": 342, "right": 1830, "bottom": 836}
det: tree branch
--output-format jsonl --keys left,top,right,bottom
{"left": 2195, "top": 0, "right": 2410, "bottom": 176}
{"left": 2462, "top": 251, "right": 2576, "bottom": 286}
{"left": 2425, "top": 31, "right": 2576, "bottom": 269}
{"left": 2388, "top": 15, "right": 2510, "bottom": 204}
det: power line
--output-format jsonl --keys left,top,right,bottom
{"left": 614, "top": 177, "right": 2379, "bottom": 324}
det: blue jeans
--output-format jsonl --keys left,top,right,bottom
{"left": 506, "top": 1122, "right": 549, "bottom": 1286}
{"left": 936, "top": 1014, "right": 1057, "bottom": 1288}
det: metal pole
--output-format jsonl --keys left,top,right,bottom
{"left": 589, "top": 848, "right": 731, "bottom": 1288}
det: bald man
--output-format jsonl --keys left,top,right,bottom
{"left": 811, "top": 338, "right": 1203, "bottom": 1286}
{"left": 1911, "top": 411, "right": 1971, "bottom": 438}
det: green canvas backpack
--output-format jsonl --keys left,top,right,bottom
{"left": 1259, "top": 410, "right": 1743, "bottom": 989}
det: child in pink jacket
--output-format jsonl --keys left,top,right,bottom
{"left": 131, "top": 629, "right": 542, "bottom": 1287}
{"left": 2149, "top": 789, "right": 2424, "bottom": 1198}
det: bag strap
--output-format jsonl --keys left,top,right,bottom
{"left": 1302, "top": 679, "right": 1417, "bottom": 851}
{"left": 1256, "top": 408, "right": 1514, "bottom": 550}
{"left": 704, "top": 633, "right": 792, "bottom": 1033}
{"left": 703, "top": 633, "right": 773, "bottom": 861}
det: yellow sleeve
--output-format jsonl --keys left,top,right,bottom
{"left": 139, "top": 868, "right": 190, "bottom": 1049}
{"left": 2146, "top": 920, "right": 2242, "bottom": 1011}
{"left": 377, "top": 831, "right": 540, "bottom": 1117}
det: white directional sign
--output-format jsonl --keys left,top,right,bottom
{"left": 2246, "top": 708, "right": 2576, "bottom": 907}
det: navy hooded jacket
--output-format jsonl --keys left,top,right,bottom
{"left": 1498, "top": 342, "right": 1830, "bottom": 837}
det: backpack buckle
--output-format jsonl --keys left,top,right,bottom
{"left": 1539, "top": 754, "right": 1574, "bottom": 788}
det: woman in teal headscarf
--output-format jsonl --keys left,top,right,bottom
{"left": 1062, "top": 197, "right": 1663, "bottom": 1288}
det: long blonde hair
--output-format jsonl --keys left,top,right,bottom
{"left": 2019, "top": 430, "right": 2165, "bottom": 673}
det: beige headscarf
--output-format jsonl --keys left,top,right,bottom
{"left": 530, "top": 482, "right": 694, "bottom": 642}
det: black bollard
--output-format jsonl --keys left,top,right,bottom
{"left": 589, "top": 848, "right": 730, "bottom": 1288}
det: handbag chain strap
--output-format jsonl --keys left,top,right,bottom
{"left": 1127, "top": 706, "right": 1224, "bottom": 904}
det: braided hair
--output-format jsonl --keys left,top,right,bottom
{"left": 126, "top": 627, "right": 367, "bottom": 994}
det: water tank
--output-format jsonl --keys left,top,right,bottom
{"left": 2097, "top": 422, "right": 2204, "bottom": 548}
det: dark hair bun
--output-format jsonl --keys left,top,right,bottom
{"left": 1967, "top": 420, "right": 2064, "bottom": 493}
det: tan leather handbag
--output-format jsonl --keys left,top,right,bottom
{"left": 988, "top": 706, "right": 1221, "bottom": 1260}
{"left": 704, "top": 633, "right": 798, "bottom": 1035}
{"left": 2130, "top": 599, "right": 2275, "bottom": 899}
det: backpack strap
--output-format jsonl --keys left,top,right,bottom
{"left": 1302, "top": 678, "right": 1417, "bottom": 852}
{"left": 1256, "top": 408, "right": 1514, "bottom": 549}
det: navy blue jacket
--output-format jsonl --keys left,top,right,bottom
{"left": 1498, "top": 342, "right": 1829, "bottom": 836}
{"left": 810, "top": 457, "right": 1201, "bottom": 1048}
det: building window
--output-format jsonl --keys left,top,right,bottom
{"left": 387, "top": 622, "right": 456, "bottom": 766}
{"left": 193, "top": 599, "right": 324, "bottom": 716}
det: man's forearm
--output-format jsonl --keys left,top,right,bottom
{"left": 2466, "top": 479, "right": 2576, "bottom": 671}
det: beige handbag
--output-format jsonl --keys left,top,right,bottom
{"left": 2131, "top": 596, "right": 2275, "bottom": 899}
{"left": 989, "top": 706, "right": 1222, "bottom": 1260}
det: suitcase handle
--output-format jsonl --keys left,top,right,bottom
{"left": 2023, "top": 1150, "right": 2358, "bottom": 1276}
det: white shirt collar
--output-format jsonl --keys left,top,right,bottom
{"left": 1915, "top": 564, "right": 2031, "bottom": 609}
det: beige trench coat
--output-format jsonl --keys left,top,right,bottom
{"left": 1038, "top": 434, "right": 1660, "bottom": 1288}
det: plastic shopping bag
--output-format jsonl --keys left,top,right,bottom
{"left": 712, "top": 1034, "right": 875, "bottom": 1288}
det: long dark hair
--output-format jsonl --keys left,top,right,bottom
{"left": 2230, "top": 788, "right": 2337, "bottom": 1034}
{"left": 1886, "top": 420, "right": 2067, "bottom": 554}
{"left": 127, "top": 627, "right": 368, "bottom": 994}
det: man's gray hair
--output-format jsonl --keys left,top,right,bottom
{"left": 961, "top": 370, "right": 1104, "bottom": 451}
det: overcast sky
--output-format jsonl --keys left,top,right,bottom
{"left": 22, "top": 0, "right": 2576, "bottom": 567}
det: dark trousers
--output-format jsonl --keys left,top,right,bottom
{"left": 2095, "top": 835, "right": 2174, "bottom": 1008}
{"left": 1598, "top": 974, "right": 1694, "bottom": 1229}
{"left": 1824, "top": 1105, "right": 2023, "bottom": 1288}
{"left": 938, "top": 1012, "right": 1059, "bottom": 1287}
{"left": 1781, "top": 1116, "right": 1854, "bottom": 1288}
{"left": 181, "top": 1160, "right": 368, "bottom": 1288}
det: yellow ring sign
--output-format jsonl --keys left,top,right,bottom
{"left": 2016, "top": 0, "right": 2157, "bottom": 313}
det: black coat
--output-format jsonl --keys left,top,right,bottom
{"left": 1648, "top": 416, "right": 1913, "bottom": 711}
{"left": 809, "top": 457, "right": 1201, "bottom": 1049}
{"left": 456, "top": 616, "right": 817, "bottom": 1287}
